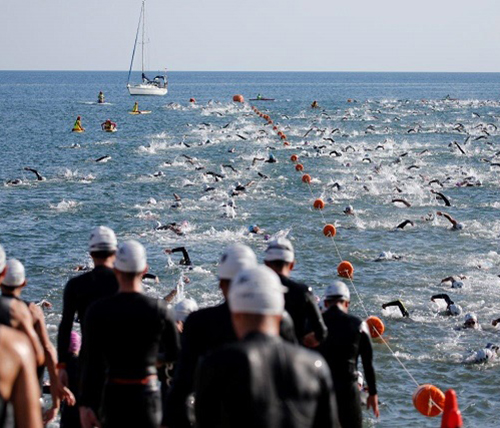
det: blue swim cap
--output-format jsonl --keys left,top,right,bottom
{"left": 248, "top": 225, "right": 257, "bottom": 232}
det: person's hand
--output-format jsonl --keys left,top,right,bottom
{"left": 430, "top": 298, "right": 435, "bottom": 302}
{"left": 80, "top": 407, "right": 101, "bottom": 428}
{"left": 302, "top": 332, "right": 319, "bottom": 348}
{"left": 436, "top": 211, "right": 443, "bottom": 216}
{"left": 60, "top": 384, "right": 76, "bottom": 406}
{"left": 381, "top": 304, "right": 387, "bottom": 309}
{"left": 164, "top": 249, "right": 172, "bottom": 254}
{"left": 38, "top": 299, "right": 53, "bottom": 309}
{"left": 492, "top": 319, "right": 498, "bottom": 327}
{"left": 43, "top": 406, "right": 59, "bottom": 425}
{"left": 367, "top": 394, "right": 380, "bottom": 417}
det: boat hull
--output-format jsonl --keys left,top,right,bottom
{"left": 127, "top": 84, "right": 168, "bottom": 96}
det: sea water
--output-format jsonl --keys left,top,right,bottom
{"left": 1, "top": 71, "right": 500, "bottom": 427}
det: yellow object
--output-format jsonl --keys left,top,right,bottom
{"left": 132, "top": 102, "right": 139, "bottom": 112}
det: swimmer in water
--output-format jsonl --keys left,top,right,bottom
{"left": 248, "top": 224, "right": 261, "bottom": 234}
{"left": 381, "top": 300, "right": 409, "bottom": 318}
{"left": 431, "top": 294, "right": 462, "bottom": 316}
{"left": 461, "top": 313, "right": 480, "bottom": 330}
{"left": 396, "top": 219, "right": 414, "bottom": 229}
{"left": 98, "top": 91, "right": 105, "bottom": 104}
{"left": 165, "top": 247, "right": 192, "bottom": 266}
{"left": 311, "top": 100, "right": 319, "bottom": 108}
{"left": 374, "top": 252, "right": 402, "bottom": 262}
{"left": 437, "top": 211, "right": 464, "bottom": 230}
{"left": 440, "top": 276, "right": 465, "bottom": 289}
{"left": 344, "top": 205, "right": 354, "bottom": 215}
{"left": 465, "top": 343, "right": 500, "bottom": 364}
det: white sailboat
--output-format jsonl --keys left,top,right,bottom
{"left": 127, "top": 0, "right": 168, "bottom": 96}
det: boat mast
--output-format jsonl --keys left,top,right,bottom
{"left": 127, "top": 1, "right": 143, "bottom": 85}
{"left": 141, "top": 0, "right": 145, "bottom": 75}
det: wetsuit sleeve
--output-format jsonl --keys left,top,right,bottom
{"left": 304, "top": 289, "right": 328, "bottom": 343}
{"left": 171, "top": 247, "right": 192, "bottom": 266}
{"left": 80, "top": 305, "right": 105, "bottom": 411}
{"left": 383, "top": 300, "right": 409, "bottom": 318}
{"left": 313, "top": 362, "right": 340, "bottom": 428}
{"left": 194, "top": 356, "right": 223, "bottom": 428}
{"left": 359, "top": 327, "right": 377, "bottom": 396}
{"left": 57, "top": 281, "right": 77, "bottom": 364}
{"left": 432, "top": 294, "right": 452, "bottom": 305}
{"left": 163, "top": 314, "right": 201, "bottom": 428}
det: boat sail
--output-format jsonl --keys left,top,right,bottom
{"left": 127, "top": 0, "right": 168, "bottom": 96}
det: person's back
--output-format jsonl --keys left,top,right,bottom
{"left": 196, "top": 332, "right": 336, "bottom": 428}
{"left": 83, "top": 293, "right": 178, "bottom": 380}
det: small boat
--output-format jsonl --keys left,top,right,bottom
{"left": 127, "top": 1, "right": 168, "bottom": 96}
{"left": 129, "top": 110, "right": 152, "bottom": 115}
{"left": 104, "top": 128, "right": 117, "bottom": 133}
{"left": 250, "top": 97, "right": 275, "bottom": 101}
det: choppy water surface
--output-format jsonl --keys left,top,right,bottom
{"left": 1, "top": 71, "right": 500, "bottom": 427}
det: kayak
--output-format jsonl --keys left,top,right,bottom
{"left": 250, "top": 98, "right": 275, "bottom": 101}
{"left": 129, "top": 111, "right": 152, "bottom": 115}
{"left": 104, "top": 128, "right": 117, "bottom": 133}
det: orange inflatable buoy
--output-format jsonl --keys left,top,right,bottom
{"left": 273, "top": 126, "right": 278, "bottom": 131}
{"left": 337, "top": 261, "right": 354, "bottom": 279}
{"left": 290, "top": 154, "right": 298, "bottom": 162}
{"left": 295, "top": 164, "right": 304, "bottom": 172}
{"left": 280, "top": 134, "right": 287, "bottom": 140}
{"left": 323, "top": 224, "right": 336, "bottom": 237}
{"left": 233, "top": 94, "right": 244, "bottom": 103}
{"left": 189, "top": 98, "right": 196, "bottom": 103}
{"left": 365, "top": 316, "right": 385, "bottom": 338}
{"left": 302, "top": 174, "right": 312, "bottom": 184}
{"left": 283, "top": 141, "right": 290, "bottom": 146}
{"left": 413, "top": 384, "right": 445, "bottom": 417}
{"left": 313, "top": 198, "right": 325, "bottom": 210}
{"left": 441, "top": 389, "right": 463, "bottom": 428}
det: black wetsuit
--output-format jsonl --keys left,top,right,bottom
{"left": 0, "top": 297, "right": 11, "bottom": 326}
{"left": 195, "top": 331, "right": 340, "bottom": 428}
{"left": 80, "top": 292, "right": 180, "bottom": 428}
{"left": 57, "top": 265, "right": 119, "bottom": 364}
{"left": 279, "top": 274, "right": 327, "bottom": 344}
{"left": 164, "top": 301, "right": 297, "bottom": 428}
{"left": 319, "top": 306, "right": 377, "bottom": 428}
{"left": 171, "top": 247, "right": 192, "bottom": 266}
{"left": 60, "top": 353, "right": 80, "bottom": 428}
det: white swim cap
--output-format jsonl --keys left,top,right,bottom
{"left": 0, "top": 245, "right": 5, "bottom": 272}
{"left": 174, "top": 298, "right": 199, "bottom": 323}
{"left": 229, "top": 265, "right": 285, "bottom": 315}
{"left": 449, "top": 304, "right": 462, "bottom": 316}
{"left": 324, "top": 280, "right": 350, "bottom": 301}
{"left": 114, "top": 240, "right": 147, "bottom": 273}
{"left": 465, "top": 313, "right": 477, "bottom": 323}
{"left": 344, "top": 205, "right": 354, "bottom": 213}
{"left": 89, "top": 226, "right": 118, "bottom": 252}
{"left": 475, "top": 349, "right": 488, "bottom": 363}
{"left": 451, "top": 280, "right": 463, "bottom": 289}
{"left": 454, "top": 223, "right": 464, "bottom": 230}
{"left": 264, "top": 237, "right": 294, "bottom": 263}
{"left": 3, "top": 259, "right": 26, "bottom": 287}
{"left": 218, "top": 244, "right": 257, "bottom": 281}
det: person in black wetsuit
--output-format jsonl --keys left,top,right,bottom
{"left": 57, "top": 225, "right": 119, "bottom": 421}
{"left": 195, "top": 264, "right": 340, "bottom": 428}
{"left": 164, "top": 243, "right": 297, "bottom": 428}
{"left": 431, "top": 294, "right": 462, "bottom": 316}
{"left": 165, "top": 247, "right": 192, "bottom": 266}
{"left": 79, "top": 240, "right": 180, "bottom": 428}
{"left": 264, "top": 237, "right": 327, "bottom": 347}
{"left": 164, "top": 243, "right": 259, "bottom": 428}
{"left": 319, "top": 281, "right": 379, "bottom": 428}
{"left": 0, "top": 325, "right": 43, "bottom": 428}
{"left": 1, "top": 259, "right": 74, "bottom": 424}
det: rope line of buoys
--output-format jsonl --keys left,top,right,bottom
{"left": 248, "top": 104, "right": 448, "bottom": 418}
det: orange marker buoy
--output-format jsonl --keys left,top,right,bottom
{"left": 189, "top": 98, "right": 196, "bottom": 103}
{"left": 441, "top": 389, "right": 462, "bottom": 428}
{"left": 313, "top": 198, "right": 325, "bottom": 210}
{"left": 337, "top": 261, "right": 354, "bottom": 278}
{"left": 267, "top": 119, "right": 273, "bottom": 124}
{"left": 295, "top": 164, "right": 304, "bottom": 172}
{"left": 280, "top": 134, "right": 287, "bottom": 140}
{"left": 283, "top": 141, "right": 290, "bottom": 146}
{"left": 290, "top": 154, "right": 298, "bottom": 162}
{"left": 302, "top": 174, "right": 311, "bottom": 184}
{"left": 277, "top": 131, "right": 284, "bottom": 137}
{"left": 366, "top": 316, "right": 385, "bottom": 338}
{"left": 413, "top": 384, "right": 445, "bottom": 417}
{"left": 233, "top": 94, "right": 244, "bottom": 103}
{"left": 273, "top": 126, "right": 278, "bottom": 131}
{"left": 323, "top": 224, "right": 336, "bottom": 237}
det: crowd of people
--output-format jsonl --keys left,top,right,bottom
{"left": 0, "top": 226, "right": 383, "bottom": 427}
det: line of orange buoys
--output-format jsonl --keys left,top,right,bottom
{"left": 249, "top": 103, "right": 462, "bottom": 425}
